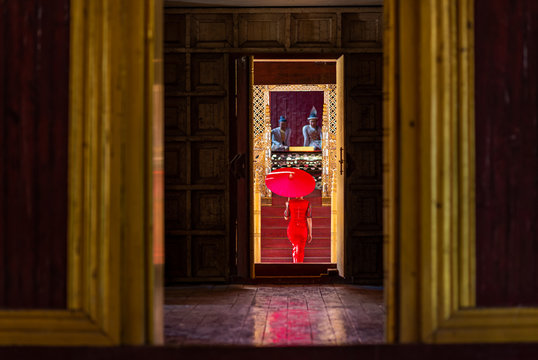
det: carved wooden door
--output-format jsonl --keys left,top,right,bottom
{"left": 344, "top": 54, "right": 383, "bottom": 284}
{"left": 164, "top": 14, "right": 231, "bottom": 282}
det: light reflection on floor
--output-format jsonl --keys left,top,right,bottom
{"left": 165, "top": 284, "right": 384, "bottom": 346}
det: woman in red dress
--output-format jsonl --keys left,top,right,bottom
{"left": 284, "top": 196, "right": 312, "bottom": 263}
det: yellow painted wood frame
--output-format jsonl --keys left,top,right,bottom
{"left": 0, "top": 0, "right": 163, "bottom": 345}
{"left": 390, "top": 0, "right": 538, "bottom": 343}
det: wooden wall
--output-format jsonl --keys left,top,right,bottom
{"left": 0, "top": 0, "right": 69, "bottom": 309}
{"left": 164, "top": 7, "right": 383, "bottom": 283}
{"left": 475, "top": 0, "right": 538, "bottom": 306}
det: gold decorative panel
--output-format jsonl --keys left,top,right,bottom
{"left": 192, "top": 192, "right": 225, "bottom": 230}
{"left": 191, "top": 97, "right": 225, "bottom": 135}
{"left": 239, "top": 13, "right": 286, "bottom": 48}
{"left": 342, "top": 12, "right": 383, "bottom": 48}
{"left": 191, "top": 142, "right": 225, "bottom": 184}
{"left": 190, "top": 14, "right": 233, "bottom": 48}
{"left": 290, "top": 13, "right": 337, "bottom": 47}
{"left": 191, "top": 54, "right": 226, "bottom": 91}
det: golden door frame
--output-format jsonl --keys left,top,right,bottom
{"left": 0, "top": 0, "right": 163, "bottom": 345}
{"left": 251, "top": 83, "right": 338, "bottom": 265}
{"left": 385, "top": 0, "right": 538, "bottom": 343}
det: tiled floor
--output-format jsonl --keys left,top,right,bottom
{"left": 165, "top": 284, "right": 385, "bottom": 346}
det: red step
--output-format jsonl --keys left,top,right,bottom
{"left": 261, "top": 226, "right": 331, "bottom": 238}
{"left": 261, "top": 189, "right": 331, "bottom": 263}
{"left": 261, "top": 237, "right": 331, "bottom": 248}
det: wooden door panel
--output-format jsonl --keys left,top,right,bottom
{"left": 192, "top": 191, "right": 226, "bottom": 230}
{"left": 164, "top": 143, "right": 188, "bottom": 185}
{"left": 191, "top": 97, "right": 227, "bottom": 135}
{"left": 0, "top": 0, "right": 69, "bottom": 309}
{"left": 347, "top": 142, "right": 383, "bottom": 185}
{"left": 350, "top": 237, "right": 383, "bottom": 281}
{"left": 191, "top": 142, "right": 226, "bottom": 185}
{"left": 342, "top": 12, "right": 383, "bottom": 48}
{"left": 191, "top": 54, "right": 227, "bottom": 92}
{"left": 164, "top": 14, "right": 186, "bottom": 48}
{"left": 348, "top": 96, "right": 383, "bottom": 136}
{"left": 238, "top": 14, "right": 286, "bottom": 48}
{"left": 165, "top": 97, "right": 187, "bottom": 135}
{"left": 290, "top": 13, "right": 337, "bottom": 47}
{"left": 165, "top": 191, "right": 188, "bottom": 230}
{"left": 348, "top": 54, "right": 382, "bottom": 90}
{"left": 165, "top": 235, "right": 189, "bottom": 279}
{"left": 475, "top": 0, "right": 538, "bottom": 306}
{"left": 164, "top": 54, "right": 186, "bottom": 92}
{"left": 348, "top": 190, "right": 383, "bottom": 233}
{"left": 164, "top": 13, "right": 230, "bottom": 282}
{"left": 192, "top": 236, "right": 226, "bottom": 277}
{"left": 345, "top": 54, "right": 383, "bottom": 284}
{"left": 190, "top": 14, "right": 234, "bottom": 48}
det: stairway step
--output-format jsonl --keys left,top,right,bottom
{"left": 260, "top": 257, "right": 332, "bottom": 263}
{"left": 255, "top": 263, "right": 337, "bottom": 275}
{"left": 261, "top": 238, "right": 331, "bottom": 248}
{"left": 261, "top": 227, "right": 331, "bottom": 238}
{"left": 261, "top": 247, "right": 331, "bottom": 258}
{"left": 262, "top": 207, "right": 331, "bottom": 215}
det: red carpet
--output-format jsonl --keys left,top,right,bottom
{"left": 260, "top": 189, "right": 331, "bottom": 263}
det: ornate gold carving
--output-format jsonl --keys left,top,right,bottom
{"left": 252, "top": 84, "right": 337, "bottom": 204}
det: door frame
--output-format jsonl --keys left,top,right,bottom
{"left": 387, "top": 0, "right": 538, "bottom": 343}
{"left": 242, "top": 54, "right": 346, "bottom": 276}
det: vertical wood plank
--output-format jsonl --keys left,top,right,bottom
{"left": 0, "top": 0, "right": 69, "bottom": 309}
{"left": 475, "top": 0, "right": 538, "bottom": 307}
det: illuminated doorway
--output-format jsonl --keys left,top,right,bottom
{"left": 250, "top": 57, "right": 345, "bottom": 277}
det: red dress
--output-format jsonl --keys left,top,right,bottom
{"left": 285, "top": 199, "right": 311, "bottom": 263}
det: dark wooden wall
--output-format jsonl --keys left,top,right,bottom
{"left": 0, "top": 0, "right": 69, "bottom": 309}
{"left": 475, "top": 0, "right": 538, "bottom": 306}
{"left": 270, "top": 91, "right": 324, "bottom": 147}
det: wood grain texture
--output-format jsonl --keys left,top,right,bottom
{"left": 0, "top": 0, "right": 69, "bottom": 309}
{"left": 254, "top": 61, "right": 336, "bottom": 85}
{"left": 475, "top": 0, "right": 538, "bottom": 307}
{"left": 345, "top": 54, "right": 383, "bottom": 285}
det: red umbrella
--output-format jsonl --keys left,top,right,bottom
{"left": 265, "top": 167, "right": 315, "bottom": 198}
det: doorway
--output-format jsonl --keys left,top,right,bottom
{"left": 247, "top": 58, "right": 345, "bottom": 277}
{"left": 163, "top": 6, "right": 384, "bottom": 286}
{"left": 162, "top": 4, "right": 386, "bottom": 345}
